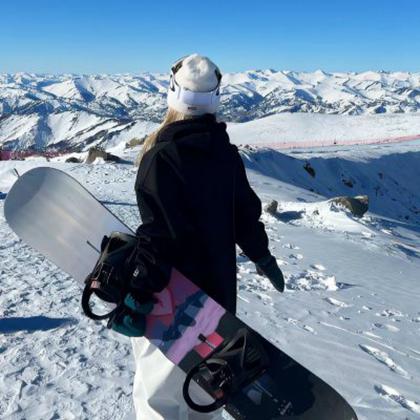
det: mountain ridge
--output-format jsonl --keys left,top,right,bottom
{"left": 1, "top": 70, "right": 419, "bottom": 151}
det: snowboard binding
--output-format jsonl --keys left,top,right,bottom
{"left": 183, "top": 328, "right": 269, "bottom": 413}
{"left": 82, "top": 232, "right": 137, "bottom": 321}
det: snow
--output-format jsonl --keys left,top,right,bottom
{"left": 43, "top": 79, "right": 87, "bottom": 101}
{"left": 0, "top": 115, "right": 40, "bottom": 144}
{"left": 1, "top": 69, "right": 420, "bottom": 151}
{"left": 47, "top": 112, "right": 110, "bottom": 142}
{"left": 227, "top": 113, "right": 420, "bottom": 148}
{"left": 1, "top": 129, "right": 420, "bottom": 419}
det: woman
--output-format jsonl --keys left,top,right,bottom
{"left": 113, "top": 54, "right": 285, "bottom": 419}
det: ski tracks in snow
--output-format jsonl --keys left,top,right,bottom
{"left": 359, "top": 344, "right": 411, "bottom": 379}
{"left": 240, "top": 192, "right": 420, "bottom": 419}
{"left": 374, "top": 384, "right": 420, "bottom": 415}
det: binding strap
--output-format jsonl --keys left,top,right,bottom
{"left": 183, "top": 328, "right": 268, "bottom": 413}
{"left": 82, "top": 261, "right": 120, "bottom": 320}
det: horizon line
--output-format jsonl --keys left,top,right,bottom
{"left": 1, "top": 68, "right": 420, "bottom": 77}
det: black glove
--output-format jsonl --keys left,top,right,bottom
{"left": 82, "top": 232, "right": 169, "bottom": 337}
{"left": 125, "top": 236, "right": 172, "bottom": 303}
{"left": 256, "top": 254, "right": 285, "bottom": 292}
{"left": 109, "top": 237, "right": 171, "bottom": 338}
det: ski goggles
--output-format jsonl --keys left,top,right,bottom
{"left": 167, "top": 56, "right": 222, "bottom": 114}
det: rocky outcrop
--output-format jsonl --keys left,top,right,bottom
{"left": 65, "top": 156, "right": 81, "bottom": 163}
{"left": 303, "top": 162, "right": 316, "bottom": 177}
{"left": 329, "top": 195, "right": 369, "bottom": 217}
{"left": 264, "top": 200, "right": 278, "bottom": 215}
{"left": 85, "top": 147, "right": 121, "bottom": 164}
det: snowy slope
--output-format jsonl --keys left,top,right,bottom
{"left": 1, "top": 137, "right": 420, "bottom": 419}
{"left": 1, "top": 70, "right": 420, "bottom": 151}
{"left": 228, "top": 113, "right": 420, "bottom": 148}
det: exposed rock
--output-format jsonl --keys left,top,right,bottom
{"left": 264, "top": 200, "right": 278, "bottom": 215}
{"left": 355, "top": 195, "right": 368, "bottom": 206}
{"left": 85, "top": 147, "right": 121, "bottom": 164}
{"left": 329, "top": 195, "right": 369, "bottom": 217}
{"left": 65, "top": 156, "right": 81, "bottom": 163}
{"left": 303, "top": 162, "right": 316, "bottom": 177}
{"left": 342, "top": 178, "right": 354, "bottom": 188}
{"left": 104, "top": 153, "right": 121, "bottom": 163}
{"left": 85, "top": 147, "right": 105, "bottom": 164}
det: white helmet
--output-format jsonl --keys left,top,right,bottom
{"left": 167, "top": 54, "right": 222, "bottom": 116}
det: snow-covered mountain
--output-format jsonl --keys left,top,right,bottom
{"left": 1, "top": 70, "right": 420, "bottom": 151}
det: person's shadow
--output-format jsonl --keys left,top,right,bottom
{"left": 0, "top": 316, "right": 77, "bottom": 333}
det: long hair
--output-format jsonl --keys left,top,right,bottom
{"left": 135, "top": 108, "right": 192, "bottom": 166}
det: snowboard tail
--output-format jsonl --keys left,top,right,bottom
{"left": 4, "top": 167, "right": 357, "bottom": 419}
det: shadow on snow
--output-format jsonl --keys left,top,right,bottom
{"left": 0, "top": 316, "right": 77, "bottom": 333}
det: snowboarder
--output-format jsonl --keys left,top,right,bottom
{"left": 111, "top": 54, "right": 285, "bottom": 419}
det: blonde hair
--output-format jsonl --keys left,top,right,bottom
{"left": 135, "top": 108, "right": 192, "bottom": 166}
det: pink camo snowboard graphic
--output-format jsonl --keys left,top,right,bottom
{"left": 147, "top": 268, "right": 226, "bottom": 365}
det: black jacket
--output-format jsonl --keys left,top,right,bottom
{"left": 135, "top": 114, "right": 269, "bottom": 313}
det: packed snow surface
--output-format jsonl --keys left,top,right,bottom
{"left": 1, "top": 137, "right": 420, "bottom": 419}
{"left": 228, "top": 113, "right": 420, "bottom": 148}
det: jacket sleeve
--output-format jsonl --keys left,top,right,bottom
{"left": 134, "top": 148, "right": 192, "bottom": 262}
{"left": 234, "top": 151, "right": 270, "bottom": 262}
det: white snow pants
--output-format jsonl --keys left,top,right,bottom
{"left": 131, "top": 337, "right": 224, "bottom": 420}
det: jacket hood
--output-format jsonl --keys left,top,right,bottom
{"left": 157, "top": 114, "right": 229, "bottom": 153}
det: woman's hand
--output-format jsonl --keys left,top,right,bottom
{"left": 255, "top": 254, "right": 285, "bottom": 293}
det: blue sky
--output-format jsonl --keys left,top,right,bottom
{"left": 1, "top": 0, "right": 419, "bottom": 74}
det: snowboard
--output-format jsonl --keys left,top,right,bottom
{"left": 4, "top": 167, "right": 357, "bottom": 420}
